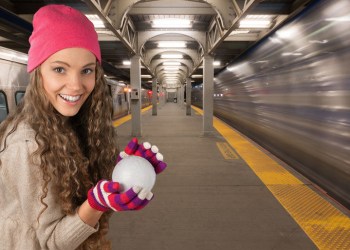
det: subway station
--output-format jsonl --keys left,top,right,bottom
{"left": 0, "top": 0, "right": 349, "bottom": 249}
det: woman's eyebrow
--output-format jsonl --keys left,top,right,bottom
{"left": 51, "top": 60, "right": 70, "bottom": 67}
{"left": 50, "top": 61, "right": 96, "bottom": 68}
{"left": 83, "top": 62, "right": 96, "bottom": 67}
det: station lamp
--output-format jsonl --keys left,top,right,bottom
{"left": 152, "top": 18, "right": 192, "bottom": 28}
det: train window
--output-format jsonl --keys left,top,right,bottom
{"left": 15, "top": 91, "right": 25, "bottom": 105}
{"left": 0, "top": 91, "right": 9, "bottom": 123}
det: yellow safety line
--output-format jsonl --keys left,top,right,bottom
{"left": 192, "top": 106, "right": 350, "bottom": 249}
{"left": 113, "top": 106, "right": 152, "bottom": 127}
{"left": 216, "top": 142, "right": 239, "bottom": 160}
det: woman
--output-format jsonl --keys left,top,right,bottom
{"left": 0, "top": 4, "right": 163, "bottom": 249}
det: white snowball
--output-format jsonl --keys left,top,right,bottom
{"left": 112, "top": 155, "right": 156, "bottom": 192}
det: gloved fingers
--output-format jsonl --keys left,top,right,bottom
{"left": 141, "top": 144, "right": 160, "bottom": 164}
{"left": 117, "top": 151, "right": 128, "bottom": 162}
{"left": 155, "top": 161, "right": 167, "bottom": 174}
{"left": 102, "top": 180, "right": 120, "bottom": 193}
{"left": 108, "top": 187, "right": 153, "bottom": 211}
{"left": 148, "top": 152, "right": 167, "bottom": 174}
{"left": 134, "top": 142, "right": 151, "bottom": 157}
{"left": 151, "top": 145, "right": 159, "bottom": 154}
{"left": 134, "top": 192, "right": 154, "bottom": 210}
{"left": 124, "top": 138, "right": 139, "bottom": 155}
{"left": 121, "top": 189, "right": 153, "bottom": 210}
{"left": 109, "top": 186, "right": 141, "bottom": 206}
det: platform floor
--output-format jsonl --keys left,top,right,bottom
{"left": 108, "top": 102, "right": 349, "bottom": 250}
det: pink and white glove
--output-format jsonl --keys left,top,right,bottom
{"left": 117, "top": 138, "right": 167, "bottom": 174}
{"left": 87, "top": 180, "right": 153, "bottom": 212}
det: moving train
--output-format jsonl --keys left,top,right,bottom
{"left": 192, "top": 0, "right": 350, "bottom": 208}
{"left": 0, "top": 46, "right": 151, "bottom": 123}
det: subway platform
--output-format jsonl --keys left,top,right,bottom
{"left": 108, "top": 102, "right": 350, "bottom": 250}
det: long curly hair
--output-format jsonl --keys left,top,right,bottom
{"left": 0, "top": 64, "right": 118, "bottom": 249}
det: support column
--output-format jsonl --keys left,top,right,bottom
{"left": 178, "top": 85, "right": 183, "bottom": 106}
{"left": 130, "top": 55, "right": 142, "bottom": 137}
{"left": 186, "top": 77, "right": 192, "bottom": 115}
{"left": 152, "top": 78, "right": 157, "bottom": 116}
{"left": 203, "top": 54, "right": 214, "bottom": 135}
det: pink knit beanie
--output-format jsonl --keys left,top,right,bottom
{"left": 27, "top": 4, "right": 101, "bottom": 72}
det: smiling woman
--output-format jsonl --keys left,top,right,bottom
{"left": 0, "top": 4, "right": 155, "bottom": 250}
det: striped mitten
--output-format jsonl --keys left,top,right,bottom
{"left": 87, "top": 180, "right": 153, "bottom": 212}
{"left": 117, "top": 138, "right": 167, "bottom": 174}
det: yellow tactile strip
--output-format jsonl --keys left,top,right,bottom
{"left": 113, "top": 106, "right": 152, "bottom": 127}
{"left": 216, "top": 142, "right": 239, "bottom": 160}
{"left": 192, "top": 106, "right": 350, "bottom": 249}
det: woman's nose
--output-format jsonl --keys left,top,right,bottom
{"left": 67, "top": 73, "right": 83, "bottom": 90}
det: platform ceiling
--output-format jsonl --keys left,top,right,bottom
{"left": 0, "top": 0, "right": 313, "bottom": 89}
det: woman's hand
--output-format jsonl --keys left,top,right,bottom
{"left": 87, "top": 180, "right": 153, "bottom": 212}
{"left": 117, "top": 138, "right": 167, "bottom": 174}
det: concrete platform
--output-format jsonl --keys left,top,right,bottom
{"left": 108, "top": 102, "right": 317, "bottom": 250}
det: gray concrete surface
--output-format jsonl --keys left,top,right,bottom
{"left": 108, "top": 102, "right": 316, "bottom": 250}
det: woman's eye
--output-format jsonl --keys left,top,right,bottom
{"left": 53, "top": 67, "right": 65, "bottom": 73}
{"left": 82, "top": 68, "right": 93, "bottom": 74}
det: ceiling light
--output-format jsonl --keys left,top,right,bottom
{"left": 240, "top": 20, "right": 271, "bottom": 28}
{"left": 239, "top": 15, "right": 272, "bottom": 28}
{"left": 213, "top": 61, "right": 220, "bottom": 66}
{"left": 158, "top": 41, "right": 186, "bottom": 48}
{"left": 152, "top": 19, "right": 192, "bottom": 28}
{"left": 163, "top": 66, "right": 180, "bottom": 71}
{"left": 164, "top": 74, "right": 180, "bottom": 77}
{"left": 141, "top": 75, "right": 152, "bottom": 78}
{"left": 230, "top": 30, "right": 249, "bottom": 35}
{"left": 123, "top": 60, "right": 131, "bottom": 65}
{"left": 192, "top": 75, "right": 203, "bottom": 78}
{"left": 161, "top": 53, "right": 183, "bottom": 59}
{"left": 163, "top": 61, "right": 181, "bottom": 66}
{"left": 86, "top": 15, "right": 105, "bottom": 28}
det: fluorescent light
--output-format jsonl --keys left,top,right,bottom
{"left": 163, "top": 61, "right": 181, "bottom": 66}
{"left": 152, "top": 19, "right": 192, "bottom": 28}
{"left": 163, "top": 66, "right": 180, "bottom": 70}
{"left": 239, "top": 15, "right": 272, "bottom": 28}
{"left": 240, "top": 20, "right": 271, "bottom": 28}
{"left": 213, "top": 61, "right": 220, "bottom": 66}
{"left": 163, "top": 71, "right": 181, "bottom": 74}
{"left": 123, "top": 60, "right": 131, "bottom": 65}
{"left": 230, "top": 30, "right": 249, "bottom": 35}
{"left": 86, "top": 15, "right": 105, "bottom": 28}
{"left": 164, "top": 74, "right": 179, "bottom": 77}
{"left": 161, "top": 53, "right": 183, "bottom": 59}
{"left": 192, "top": 75, "right": 202, "bottom": 78}
{"left": 141, "top": 75, "right": 152, "bottom": 78}
{"left": 158, "top": 41, "right": 186, "bottom": 48}
{"left": 165, "top": 74, "right": 178, "bottom": 76}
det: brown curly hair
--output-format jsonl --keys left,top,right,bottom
{"left": 0, "top": 64, "right": 117, "bottom": 249}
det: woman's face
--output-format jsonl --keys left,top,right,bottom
{"left": 40, "top": 47, "right": 96, "bottom": 117}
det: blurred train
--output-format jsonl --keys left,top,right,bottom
{"left": 0, "top": 46, "right": 151, "bottom": 123}
{"left": 193, "top": 0, "right": 350, "bottom": 208}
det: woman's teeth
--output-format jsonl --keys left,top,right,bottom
{"left": 59, "top": 94, "right": 81, "bottom": 102}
